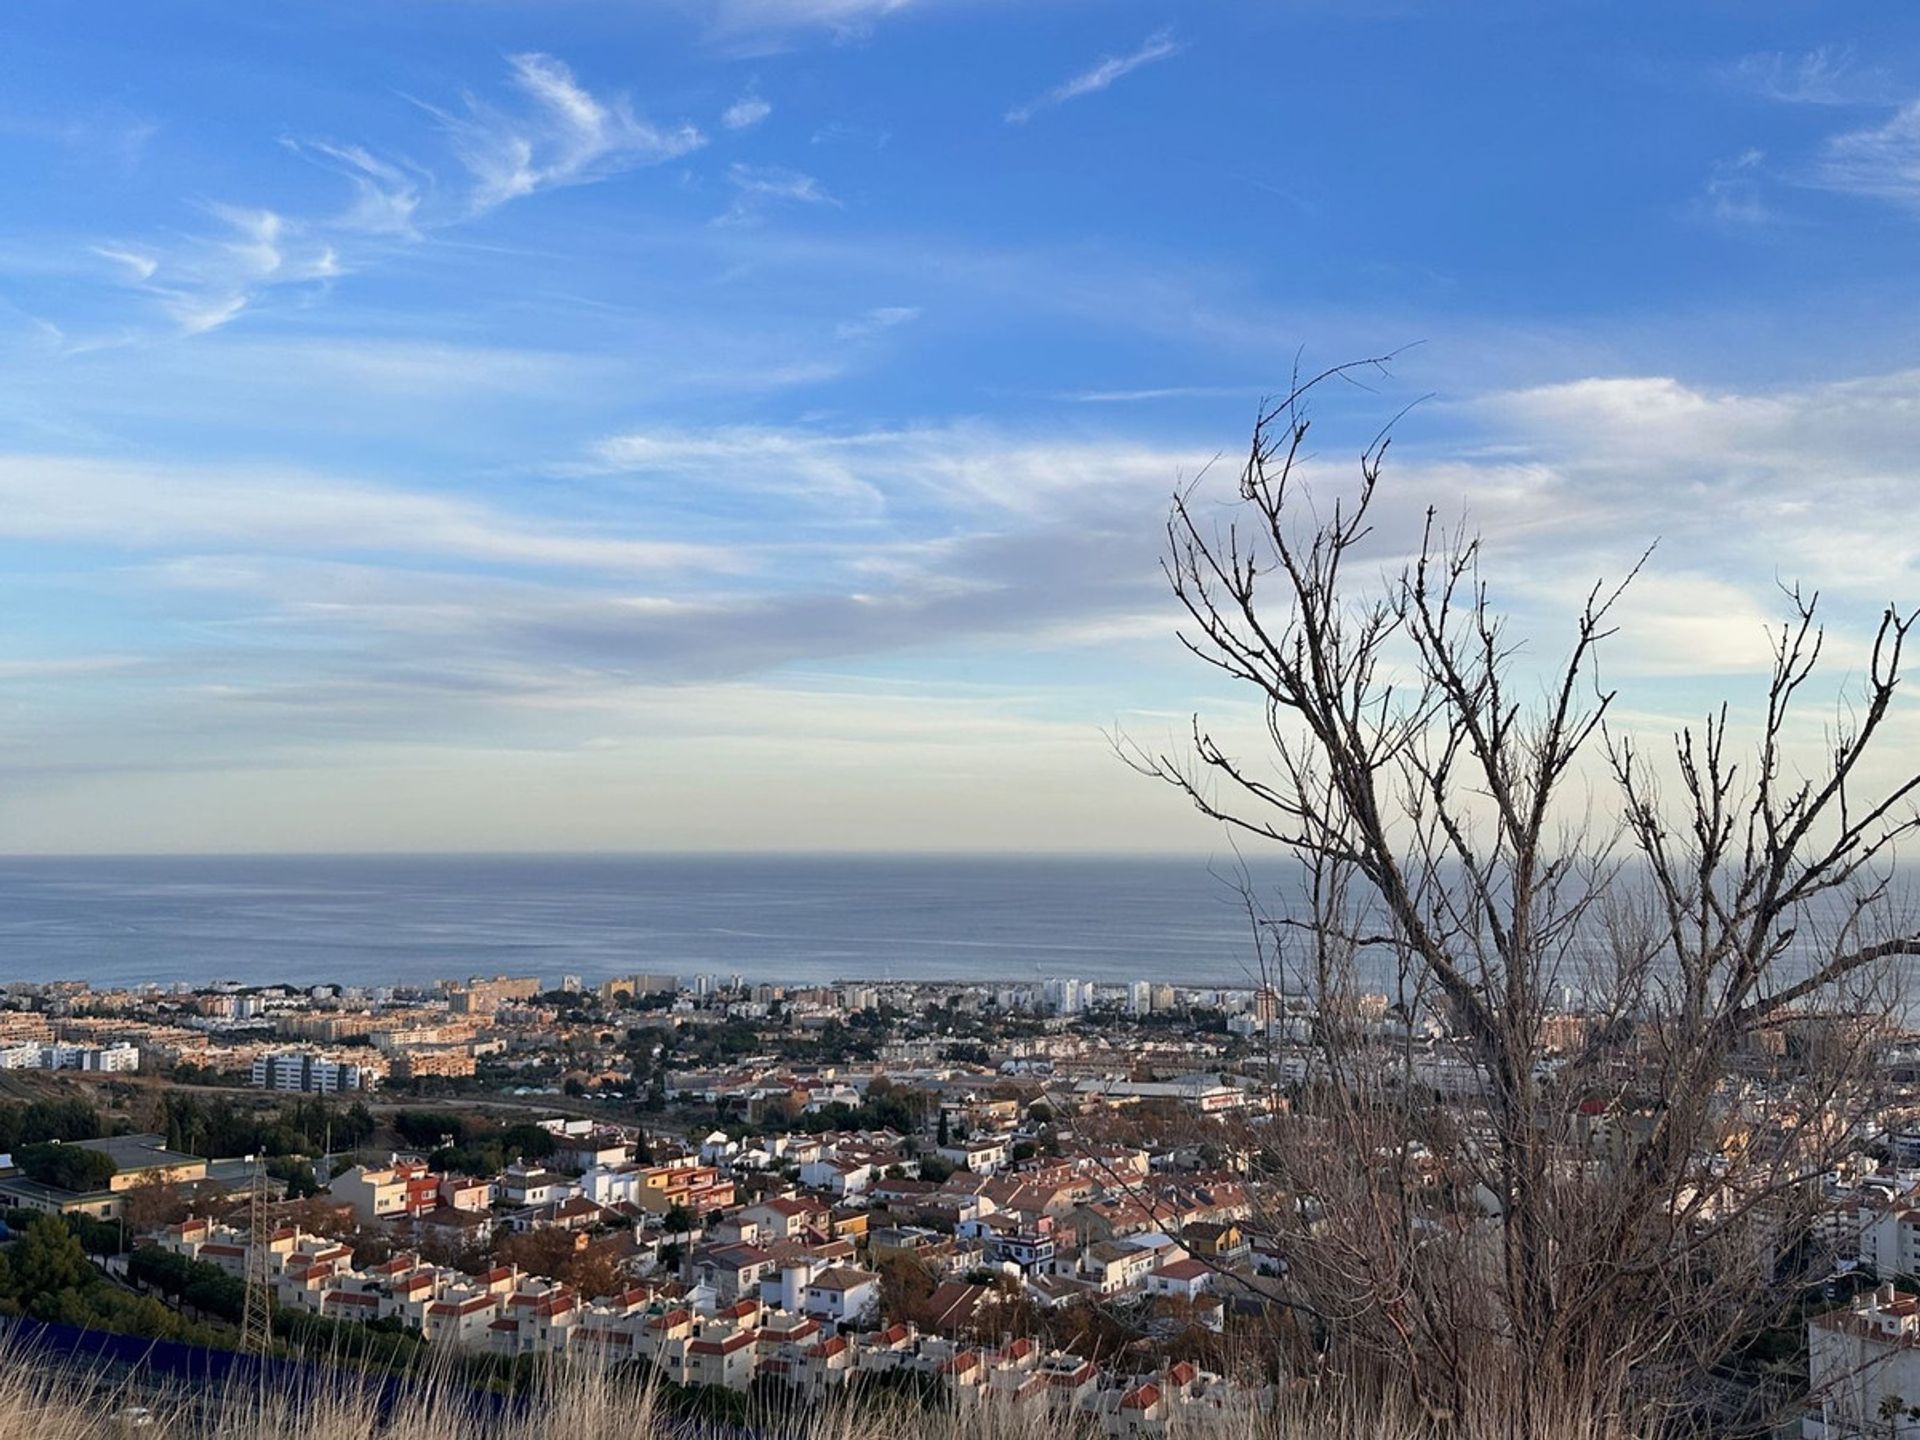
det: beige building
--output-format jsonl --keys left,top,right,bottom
{"left": 392, "top": 1047, "right": 477, "bottom": 1081}
{"left": 448, "top": 976, "right": 541, "bottom": 1016}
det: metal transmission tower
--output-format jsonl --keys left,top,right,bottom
{"left": 238, "top": 1153, "right": 275, "bottom": 1356}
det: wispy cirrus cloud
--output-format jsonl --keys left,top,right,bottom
{"left": 716, "top": 162, "right": 839, "bottom": 225}
{"left": 1811, "top": 101, "right": 1920, "bottom": 212}
{"left": 0, "top": 107, "right": 158, "bottom": 172}
{"left": 702, "top": 0, "right": 914, "bottom": 48}
{"left": 834, "top": 305, "right": 919, "bottom": 340}
{"left": 722, "top": 88, "right": 773, "bottom": 131}
{"left": 90, "top": 245, "right": 158, "bottom": 282}
{"left": 587, "top": 419, "right": 1195, "bottom": 521}
{"left": 1707, "top": 47, "right": 1920, "bottom": 220}
{"left": 71, "top": 53, "right": 708, "bottom": 339}
{"left": 1060, "top": 384, "right": 1249, "bottom": 404}
{"left": 1699, "top": 148, "right": 1773, "bottom": 226}
{"left": 0, "top": 453, "right": 728, "bottom": 574}
{"left": 1005, "top": 29, "right": 1180, "bottom": 125}
{"left": 428, "top": 52, "right": 706, "bottom": 213}
{"left": 92, "top": 203, "right": 341, "bottom": 337}
{"left": 1723, "top": 45, "right": 1889, "bottom": 107}
{"left": 283, "top": 138, "right": 428, "bottom": 237}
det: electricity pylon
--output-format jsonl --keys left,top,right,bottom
{"left": 238, "top": 1153, "right": 274, "bottom": 1356}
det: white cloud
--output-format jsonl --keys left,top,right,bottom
{"left": 89, "top": 202, "right": 342, "bottom": 337}
{"left": 78, "top": 52, "right": 703, "bottom": 340}
{"left": 1006, "top": 29, "right": 1180, "bottom": 125}
{"left": 1813, "top": 101, "right": 1920, "bottom": 210}
{"left": 810, "top": 120, "right": 890, "bottom": 149}
{"left": 0, "top": 454, "right": 728, "bottom": 574}
{"left": 722, "top": 92, "right": 773, "bottom": 131}
{"left": 205, "top": 203, "right": 286, "bottom": 279}
{"left": 1725, "top": 46, "right": 1888, "bottom": 107}
{"left": 164, "top": 292, "right": 249, "bottom": 336}
{"left": 284, "top": 138, "right": 426, "bottom": 236}
{"left": 703, "top": 0, "right": 915, "bottom": 46}
{"left": 591, "top": 425, "right": 892, "bottom": 511}
{"left": 589, "top": 420, "right": 1196, "bottom": 522}
{"left": 1701, "top": 148, "right": 1773, "bottom": 225}
{"left": 91, "top": 245, "right": 158, "bottom": 282}
{"left": 717, "top": 162, "right": 839, "bottom": 225}
{"left": 834, "top": 304, "right": 919, "bottom": 340}
{"left": 1506, "top": 570, "right": 1809, "bottom": 678}
{"left": 432, "top": 52, "right": 705, "bottom": 212}
{"left": 15, "top": 365, "right": 1920, "bottom": 852}
{"left": 1062, "top": 385, "right": 1249, "bottom": 403}
{"left": 1470, "top": 368, "right": 1920, "bottom": 597}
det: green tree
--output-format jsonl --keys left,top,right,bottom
{"left": 0, "top": 1098, "right": 102, "bottom": 1153}
{"left": 342, "top": 1100, "right": 377, "bottom": 1147}
{"left": 16, "top": 1142, "right": 117, "bottom": 1192}
{"left": 11, "top": 1214, "right": 93, "bottom": 1315}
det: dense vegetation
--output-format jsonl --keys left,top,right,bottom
{"left": 0, "top": 1212, "right": 223, "bottom": 1341}
{"left": 393, "top": 1110, "right": 578, "bottom": 1177}
{"left": 0, "top": 1097, "right": 104, "bottom": 1152}
{"left": 126, "top": 1243, "right": 247, "bottom": 1323}
{"left": 158, "top": 1092, "right": 377, "bottom": 1159}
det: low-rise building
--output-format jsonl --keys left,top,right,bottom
{"left": 1809, "top": 1283, "right": 1920, "bottom": 1439}
{"left": 332, "top": 1158, "right": 443, "bottom": 1224}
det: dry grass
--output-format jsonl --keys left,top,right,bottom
{"left": 0, "top": 1340, "right": 1658, "bottom": 1440}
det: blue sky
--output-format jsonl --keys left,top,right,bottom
{"left": 1, "top": 1, "right": 1919, "bottom": 852}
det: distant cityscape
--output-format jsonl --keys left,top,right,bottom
{"left": 0, "top": 969, "right": 1329, "bottom": 1095}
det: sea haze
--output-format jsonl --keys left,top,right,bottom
{"left": 0, "top": 854, "right": 1281, "bottom": 991}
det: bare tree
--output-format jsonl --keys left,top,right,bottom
{"left": 1126, "top": 360, "right": 1920, "bottom": 1435}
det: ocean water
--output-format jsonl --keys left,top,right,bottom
{"left": 0, "top": 854, "right": 1283, "bottom": 992}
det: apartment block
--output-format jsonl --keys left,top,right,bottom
{"left": 252, "top": 1050, "right": 380, "bottom": 1093}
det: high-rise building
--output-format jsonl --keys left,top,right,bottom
{"left": 1044, "top": 977, "right": 1088, "bottom": 1016}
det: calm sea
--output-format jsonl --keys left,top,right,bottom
{"left": 0, "top": 854, "right": 1282, "bottom": 992}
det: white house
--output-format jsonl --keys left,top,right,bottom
{"left": 801, "top": 1266, "right": 881, "bottom": 1335}
{"left": 798, "top": 1157, "right": 872, "bottom": 1198}
{"left": 581, "top": 1164, "right": 643, "bottom": 1208}
{"left": 1808, "top": 1284, "right": 1920, "bottom": 1439}
{"left": 500, "top": 1161, "right": 577, "bottom": 1209}
{"left": 938, "top": 1137, "right": 1012, "bottom": 1173}
{"left": 1145, "top": 1257, "right": 1213, "bottom": 1301}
